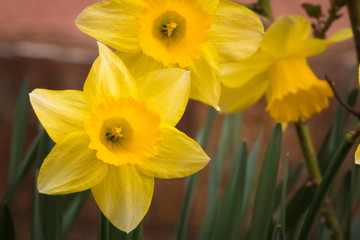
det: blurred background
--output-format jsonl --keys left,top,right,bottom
{"left": 0, "top": 0, "right": 357, "bottom": 239}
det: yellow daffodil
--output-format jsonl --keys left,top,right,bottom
{"left": 219, "top": 15, "right": 352, "bottom": 122}
{"left": 75, "top": 0, "right": 264, "bottom": 108}
{"left": 29, "top": 42, "right": 210, "bottom": 233}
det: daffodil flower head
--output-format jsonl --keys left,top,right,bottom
{"left": 75, "top": 0, "right": 264, "bottom": 108}
{"left": 29, "top": 42, "right": 210, "bottom": 233}
{"left": 219, "top": 15, "right": 353, "bottom": 122}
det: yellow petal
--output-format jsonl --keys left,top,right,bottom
{"left": 265, "top": 57, "right": 333, "bottom": 122}
{"left": 201, "top": 0, "right": 219, "bottom": 13}
{"left": 261, "top": 15, "right": 311, "bottom": 58}
{"left": 219, "top": 72, "right": 269, "bottom": 113}
{"left": 29, "top": 89, "right": 89, "bottom": 143}
{"left": 92, "top": 166, "right": 154, "bottom": 233}
{"left": 38, "top": 132, "right": 108, "bottom": 194}
{"left": 221, "top": 50, "right": 273, "bottom": 88}
{"left": 189, "top": 43, "right": 221, "bottom": 109}
{"left": 209, "top": 0, "right": 264, "bottom": 62}
{"left": 295, "top": 28, "right": 353, "bottom": 57}
{"left": 116, "top": 51, "right": 164, "bottom": 80}
{"left": 328, "top": 28, "right": 353, "bottom": 42}
{"left": 84, "top": 42, "right": 137, "bottom": 108}
{"left": 137, "top": 68, "right": 191, "bottom": 126}
{"left": 138, "top": 126, "right": 209, "bottom": 179}
{"left": 355, "top": 145, "right": 360, "bottom": 165}
{"left": 75, "top": 0, "right": 144, "bottom": 52}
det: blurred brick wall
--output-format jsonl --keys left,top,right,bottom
{"left": 0, "top": 0, "right": 357, "bottom": 239}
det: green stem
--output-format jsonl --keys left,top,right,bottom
{"left": 258, "top": 0, "right": 274, "bottom": 21}
{"left": 298, "top": 122, "right": 360, "bottom": 240}
{"left": 346, "top": 0, "right": 360, "bottom": 63}
{"left": 174, "top": 107, "right": 217, "bottom": 240}
{"left": 295, "top": 119, "right": 323, "bottom": 186}
{"left": 295, "top": 119, "right": 343, "bottom": 240}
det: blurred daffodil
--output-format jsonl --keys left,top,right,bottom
{"left": 220, "top": 15, "right": 352, "bottom": 122}
{"left": 29, "top": 42, "right": 209, "bottom": 233}
{"left": 75, "top": 0, "right": 264, "bottom": 108}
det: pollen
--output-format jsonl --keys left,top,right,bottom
{"left": 162, "top": 21, "right": 177, "bottom": 37}
{"left": 106, "top": 126, "right": 124, "bottom": 141}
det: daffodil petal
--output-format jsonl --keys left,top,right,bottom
{"left": 138, "top": 126, "right": 209, "bottom": 179}
{"left": 355, "top": 145, "right": 360, "bottom": 165}
{"left": 201, "top": 0, "right": 219, "bottom": 13}
{"left": 209, "top": 0, "right": 264, "bottom": 62}
{"left": 295, "top": 28, "right": 353, "bottom": 57}
{"left": 261, "top": 15, "right": 311, "bottom": 58}
{"left": 116, "top": 51, "right": 164, "bottom": 80}
{"left": 221, "top": 50, "right": 273, "bottom": 88}
{"left": 137, "top": 69, "right": 190, "bottom": 126}
{"left": 29, "top": 89, "right": 89, "bottom": 143}
{"left": 92, "top": 166, "right": 154, "bottom": 233}
{"left": 37, "top": 132, "right": 108, "bottom": 195}
{"left": 328, "top": 28, "right": 353, "bottom": 42}
{"left": 265, "top": 57, "right": 333, "bottom": 122}
{"left": 76, "top": 0, "right": 144, "bottom": 52}
{"left": 84, "top": 42, "right": 137, "bottom": 108}
{"left": 219, "top": 72, "right": 269, "bottom": 113}
{"left": 189, "top": 43, "right": 221, "bottom": 109}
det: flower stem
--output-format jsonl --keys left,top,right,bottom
{"left": 295, "top": 119, "right": 322, "bottom": 186}
{"left": 295, "top": 118, "right": 343, "bottom": 240}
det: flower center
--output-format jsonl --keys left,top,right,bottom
{"left": 137, "top": 0, "right": 210, "bottom": 67}
{"left": 163, "top": 21, "right": 177, "bottom": 37}
{"left": 84, "top": 97, "right": 163, "bottom": 166}
{"left": 100, "top": 118, "right": 133, "bottom": 152}
{"left": 153, "top": 11, "right": 186, "bottom": 44}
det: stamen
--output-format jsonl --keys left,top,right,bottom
{"left": 106, "top": 127, "right": 124, "bottom": 141}
{"left": 161, "top": 21, "right": 177, "bottom": 37}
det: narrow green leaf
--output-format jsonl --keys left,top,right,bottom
{"left": 0, "top": 203, "right": 15, "bottom": 240}
{"left": 213, "top": 142, "right": 247, "bottom": 240}
{"left": 285, "top": 184, "right": 314, "bottom": 232}
{"left": 238, "top": 137, "right": 262, "bottom": 230}
{"left": 274, "top": 163, "right": 303, "bottom": 210}
{"left": 32, "top": 128, "right": 59, "bottom": 240}
{"left": 278, "top": 155, "right": 289, "bottom": 229}
{"left": 249, "top": 123, "right": 282, "bottom": 240}
{"left": 8, "top": 80, "right": 29, "bottom": 183}
{"left": 298, "top": 131, "right": 356, "bottom": 240}
{"left": 61, "top": 190, "right": 91, "bottom": 239}
{"left": 197, "top": 115, "right": 235, "bottom": 240}
{"left": 335, "top": 171, "right": 351, "bottom": 223}
{"left": 350, "top": 210, "right": 360, "bottom": 240}
{"left": 174, "top": 107, "right": 217, "bottom": 240}
{"left": 272, "top": 225, "right": 286, "bottom": 240}
{"left": 2, "top": 127, "right": 43, "bottom": 204}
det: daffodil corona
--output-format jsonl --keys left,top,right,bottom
{"left": 30, "top": 42, "right": 210, "bottom": 233}
{"left": 219, "top": 15, "right": 352, "bottom": 122}
{"left": 75, "top": 0, "right": 264, "bottom": 108}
